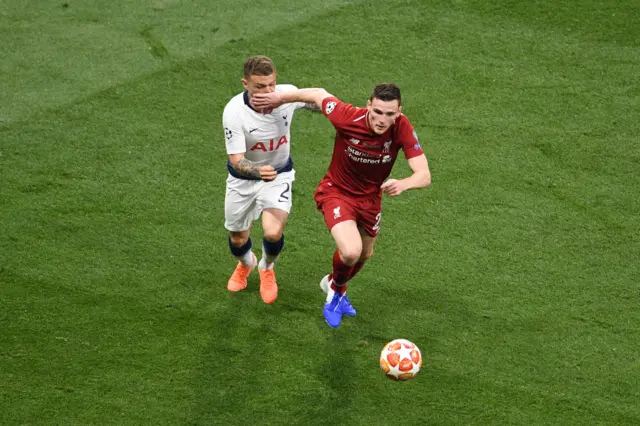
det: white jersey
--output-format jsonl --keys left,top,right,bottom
{"left": 222, "top": 84, "right": 305, "bottom": 173}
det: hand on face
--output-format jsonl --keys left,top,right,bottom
{"left": 243, "top": 73, "right": 278, "bottom": 114}
{"left": 247, "top": 92, "right": 275, "bottom": 114}
{"left": 252, "top": 92, "right": 283, "bottom": 111}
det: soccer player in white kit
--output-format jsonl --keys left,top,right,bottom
{"left": 222, "top": 56, "right": 311, "bottom": 304}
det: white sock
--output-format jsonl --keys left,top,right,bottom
{"left": 259, "top": 258, "right": 274, "bottom": 270}
{"left": 324, "top": 277, "right": 345, "bottom": 303}
{"left": 325, "top": 287, "right": 336, "bottom": 303}
{"left": 237, "top": 250, "right": 254, "bottom": 267}
{"left": 260, "top": 243, "right": 280, "bottom": 270}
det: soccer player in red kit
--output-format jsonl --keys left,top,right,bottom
{"left": 253, "top": 83, "right": 431, "bottom": 327}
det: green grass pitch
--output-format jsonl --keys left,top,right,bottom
{"left": 1, "top": 0, "right": 638, "bottom": 424}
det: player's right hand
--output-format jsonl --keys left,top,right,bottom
{"left": 259, "top": 165, "right": 277, "bottom": 181}
{"left": 252, "top": 92, "right": 283, "bottom": 110}
{"left": 381, "top": 179, "right": 406, "bottom": 196}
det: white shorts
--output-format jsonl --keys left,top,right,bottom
{"left": 224, "top": 170, "right": 295, "bottom": 232}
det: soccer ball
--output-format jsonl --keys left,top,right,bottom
{"left": 379, "top": 339, "right": 422, "bottom": 381}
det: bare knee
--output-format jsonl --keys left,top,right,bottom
{"left": 331, "top": 220, "right": 363, "bottom": 265}
{"left": 339, "top": 248, "right": 362, "bottom": 265}
{"left": 262, "top": 209, "right": 287, "bottom": 242}
{"left": 263, "top": 228, "right": 283, "bottom": 242}
{"left": 229, "top": 232, "right": 249, "bottom": 247}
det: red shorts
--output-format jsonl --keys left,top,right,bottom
{"left": 314, "top": 178, "right": 382, "bottom": 237}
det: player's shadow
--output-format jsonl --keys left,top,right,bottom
{"left": 188, "top": 293, "right": 269, "bottom": 425}
{"left": 188, "top": 285, "right": 322, "bottom": 425}
{"left": 310, "top": 330, "right": 358, "bottom": 424}
{"left": 188, "top": 261, "right": 363, "bottom": 425}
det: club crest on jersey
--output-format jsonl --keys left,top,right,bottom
{"left": 325, "top": 101, "right": 336, "bottom": 115}
{"left": 383, "top": 140, "right": 392, "bottom": 153}
{"left": 251, "top": 135, "right": 289, "bottom": 152}
{"left": 333, "top": 206, "right": 341, "bottom": 219}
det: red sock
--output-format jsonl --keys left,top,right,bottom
{"left": 349, "top": 261, "right": 365, "bottom": 280}
{"left": 330, "top": 250, "right": 352, "bottom": 295}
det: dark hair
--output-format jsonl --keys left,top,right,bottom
{"left": 370, "top": 83, "right": 402, "bottom": 105}
{"left": 244, "top": 55, "right": 276, "bottom": 78}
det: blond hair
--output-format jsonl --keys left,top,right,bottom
{"left": 243, "top": 56, "right": 276, "bottom": 79}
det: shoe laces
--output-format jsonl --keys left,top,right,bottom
{"left": 260, "top": 269, "right": 276, "bottom": 285}
{"left": 234, "top": 263, "right": 252, "bottom": 279}
{"left": 326, "top": 292, "right": 343, "bottom": 311}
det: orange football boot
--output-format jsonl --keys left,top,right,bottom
{"left": 259, "top": 268, "right": 278, "bottom": 304}
{"left": 227, "top": 253, "right": 256, "bottom": 292}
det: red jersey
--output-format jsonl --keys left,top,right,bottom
{"left": 320, "top": 97, "right": 424, "bottom": 197}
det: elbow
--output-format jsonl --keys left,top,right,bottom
{"left": 421, "top": 171, "right": 432, "bottom": 188}
{"left": 310, "top": 88, "right": 331, "bottom": 105}
{"left": 228, "top": 154, "right": 244, "bottom": 168}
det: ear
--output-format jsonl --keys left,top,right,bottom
{"left": 366, "top": 99, "right": 372, "bottom": 109}
{"left": 241, "top": 78, "right": 249, "bottom": 90}
{"left": 397, "top": 105, "right": 403, "bottom": 116}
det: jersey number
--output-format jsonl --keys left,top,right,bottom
{"left": 278, "top": 182, "right": 291, "bottom": 202}
{"left": 372, "top": 213, "right": 382, "bottom": 231}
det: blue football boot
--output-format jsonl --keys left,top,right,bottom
{"left": 323, "top": 292, "right": 345, "bottom": 328}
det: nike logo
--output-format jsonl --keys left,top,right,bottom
{"left": 249, "top": 128, "right": 259, "bottom": 133}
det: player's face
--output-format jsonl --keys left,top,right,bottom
{"left": 243, "top": 74, "right": 277, "bottom": 98}
{"left": 366, "top": 98, "right": 402, "bottom": 135}
{"left": 243, "top": 73, "right": 277, "bottom": 113}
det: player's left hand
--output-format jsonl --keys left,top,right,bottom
{"left": 252, "top": 92, "right": 283, "bottom": 109}
{"left": 381, "top": 179, "right": 405, "bottom": 197}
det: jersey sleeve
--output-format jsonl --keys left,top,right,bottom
{"left": 321, "top": 96, "right": 361, "bottom": 131}
{"left": 222, "top": 104, "right": 246, "bottom": 155}
{"left": 396, "top": 115, "right": 424, "bottom": 159}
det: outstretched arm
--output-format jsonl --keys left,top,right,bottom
{"left": 252, "top": 88, "right": 333, "bottom": 110}
{"left": 381, "top": 154, "right": 431, "bottom": 196}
